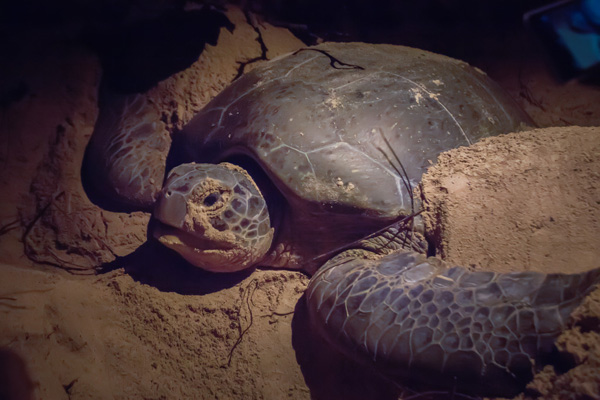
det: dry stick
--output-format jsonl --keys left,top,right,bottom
{"left": 21, "top": 191, "right": 92, "bottom": 273}
{"left": 22, "top": 191, "right": 64, "bottom": 263}
{"left": 47, "top": 249, "right": 96, "bottom": 274}
{"left": 376, "top": 128, "right": 420, "bottom": 251}
{"left": 21, "top": 191, "right": 108, "bottom": 274}
{"left": 517, "top": 56, "right": 545, "bottom": 112}
{"left": 22, "top": 191, "right": 64, "bottom": 243}
{"left": 308, "top": 209, "right": 422, "bottom": 267}
{"left": 0, "top": 298, "right": 28, "bottom": 310}
{"left": 228, "top": 279, "right": 295, "bottom": 362}
{"left": 0, "top": 289, "right": 53, "bottom": 310}
{"left": 377, "top": 128, "right": 415, "bottom": 217}
{"left": 0, "top": 218, "right": 19, "bottom": 237}
{"left": 52, "top": 201, "right": 120, "bottom": 261}
{"left": 267, "top": 310, "right": 295, "bottom": 317}
{"left": 225, "top": 279, "right": 259, "bottom": 367}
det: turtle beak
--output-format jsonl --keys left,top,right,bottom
{"left": 151, "top": 184, "right": 235, "bottom": 261}
{"left": 154, "top": 187, "right": 188, "bottom": 229}
{"left": 152, "top": 186, "right": 210, "bottom": 247}
{"left": 152, "top": 221, "right": 212, "bottom": 250}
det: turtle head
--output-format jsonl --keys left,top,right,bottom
{"left": 151, "top": 162, "right": 274, "bottom": 272}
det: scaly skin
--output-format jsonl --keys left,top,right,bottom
{"left": 83, "top": 93, "right": 170, "bottom": 211}
{"left": 152, "top": 162, "right": 273, "bottom": 272}
{"left": 306, "top": 250, "right": 600, "bottom": 397}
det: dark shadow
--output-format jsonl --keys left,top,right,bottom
{"left": 98, "top": 239, "right": 253, "bottom": 296}
{"left": 578, "top": 315, "right": 600, "bottom": 333}
{"left": 0, "top": 81, "right": 29, "bottom": 109}
{"left": 86, "top": 7, "right": 234, "bottom": 93}
{"left": 579, "top": 64, "right": 600, "bottom": 86}
{"left": 291, "top": 294, "right": 399, "bottom": 400}
{"left": 0, "top": 348, "right": 34, "bottom": 400}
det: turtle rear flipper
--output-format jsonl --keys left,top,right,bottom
{"left": 306, "top": 251, "right": 600, "bottom": 397}
{"left": 82, "top": 91, "right": 171, "bottom": 212}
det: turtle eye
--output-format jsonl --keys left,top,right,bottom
{"left": 203, "top": 192, "right": 221, "bottom": 207}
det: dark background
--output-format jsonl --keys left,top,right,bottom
{"left": 0, "top": 0, "right": 578, "bottom": 96}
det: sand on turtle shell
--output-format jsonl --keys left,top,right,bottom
{"left": 1, "top": 4, "right": 600, "bottom": 400}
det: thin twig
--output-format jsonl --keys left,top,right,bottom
{"left": 376, "top": 127, "right": 420, "bottom": 249}
{"left": 21, "top": 191, "right": 95, "bottom": 274}
{"left": 0, "top": 217, "right": 19, "bottom": 237}
{"left": 225, "top": 279, "right": 259, "bottom": 367}
{"left": 264, "top": 310, "right": 295, "bottom": 318}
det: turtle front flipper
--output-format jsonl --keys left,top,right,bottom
{"left": 82, "top": 91, "right": 171, "bottom": 212}
{"left": 306, "top": 251, "right": 600, "bottom": 397}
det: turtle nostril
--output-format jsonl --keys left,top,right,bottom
{"left": 166, "top": 190, "right": 173, "bottom": 197}
{"left": 203, "top": 192, "right": 220, "bottom": 207}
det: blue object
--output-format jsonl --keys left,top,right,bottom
{"left": 525, "top": 0, "right": 600, "bottom": 79}
{"left": 582, "top": 0, "right": 600, "bottom": 26}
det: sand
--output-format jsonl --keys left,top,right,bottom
{"left": 1, "top": 5, "right": 599, "bottom": 400}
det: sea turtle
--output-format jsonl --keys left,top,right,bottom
{"left": 83, "top": 42, "right": 600, "bottom": 397}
